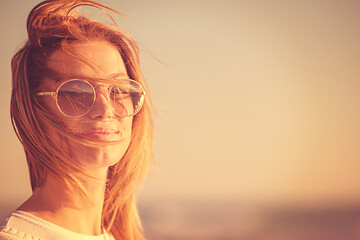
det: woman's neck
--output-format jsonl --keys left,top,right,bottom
{"left": 17, "top": 167, "right": 108, "bottom": 235}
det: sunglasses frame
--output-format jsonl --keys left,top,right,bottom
{"left": 37, "top": 78, "right": 146, "bottom": 118}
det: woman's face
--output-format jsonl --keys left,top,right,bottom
{"left": 41, "top": 41, "right": 133, "bottom": 171}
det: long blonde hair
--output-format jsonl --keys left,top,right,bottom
{"left": 10, "top": 1, "right": 153, "bottom": 239}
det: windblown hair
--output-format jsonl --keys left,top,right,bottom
{"left": 10, "top": 1, "right": 153, "bottom": 239}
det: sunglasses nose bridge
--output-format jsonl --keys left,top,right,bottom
{"left": 89, "top": 86, "right": 116, "bottom": 118}
{"left": 92, "top": 84, "right": 111, "bottom": 98}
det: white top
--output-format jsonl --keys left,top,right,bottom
{"left": 0, "top": 210, "right": 114, "bottom": 240}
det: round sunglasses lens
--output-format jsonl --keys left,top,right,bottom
{"left": 57, "top": 80, "right": 94, "bottom": 117}
{"left": 110, "top": 80, "right": 144, "bottom": 116}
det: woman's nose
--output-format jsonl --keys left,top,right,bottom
{"left": 87, "top": 90, "right": 115, "bottom": 119}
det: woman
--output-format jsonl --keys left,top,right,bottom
{"left": 0, "top": 0, "right": 153, "bottom": 239}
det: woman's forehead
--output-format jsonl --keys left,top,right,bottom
{"left": 46, "top": 41, "right": 128, "bottom": 78}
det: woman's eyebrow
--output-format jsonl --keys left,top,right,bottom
{"left": 47, "top": 71, "right": 128, "bottom": 81}
{"left": 47, "top": 71, "right": 89, "bottom": 81}
{"left": 109, "top": 73, "right": 128, "bottom": 79}
{"left": 47, "top": 70, "right": 67, "bottom": 81}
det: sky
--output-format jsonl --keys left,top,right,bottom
{"left": 1, "top": 0, "right": 360, "bottom": 208}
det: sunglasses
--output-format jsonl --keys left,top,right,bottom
{"left": 37, "top": 78, "right": 145, "bottom": 118}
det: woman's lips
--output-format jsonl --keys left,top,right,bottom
{"left": 81, "top": 128, "right": 120, "bottom": 140}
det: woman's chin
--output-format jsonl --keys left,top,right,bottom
{"left": 70, "top": 143, "right": 129, "bottom": 170}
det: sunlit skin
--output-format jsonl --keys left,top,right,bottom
{"left": 18, "top": 41, "right": 133, "bottom": 235}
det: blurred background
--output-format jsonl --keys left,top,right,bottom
{"left": 1, "top": 0, "right": 360, "bottom": 239}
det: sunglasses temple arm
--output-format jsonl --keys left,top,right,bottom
{"left": 37, "top": 92, "right": 57, "bottom": 96}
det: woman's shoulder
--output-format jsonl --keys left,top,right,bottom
{"left": 0, "top": 212, "right": 37, "bottom": 240}
{"left": 0, "top": 210, "right": 115, "bottom": 240}
{"left": 0, "top": 226, "right": 34, "bottom": 240}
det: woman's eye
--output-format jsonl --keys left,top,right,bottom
{"left": 111, "top": 87, "right": 130, "bottom": 98}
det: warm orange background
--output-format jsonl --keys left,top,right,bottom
{"left": 1, "top": 0, "right": 360, "bottom": 239}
